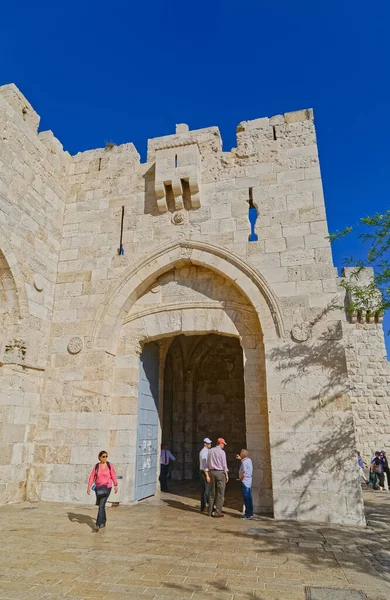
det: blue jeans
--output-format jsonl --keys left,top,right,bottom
{"left": 95, "top": 487, "right": 111, "bottom": 526}
{"left": 200, "top": 471, "right": 210, "bottom": 511}
{"left": 241, "top": 483, "right": 253, "bottom": 518}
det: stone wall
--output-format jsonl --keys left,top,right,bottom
{"left": 345, "top": 322, "right": 390, "bottom": 459}
{"left": 0, "top": 84, "right": 69, "bottom": 503}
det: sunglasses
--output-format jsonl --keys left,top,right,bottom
{"left": 101, "top": 455, "right": 108, "bottom": 458}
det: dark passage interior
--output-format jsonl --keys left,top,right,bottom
{"left": 162, "top": 334, "right": 247, "bottom": 480}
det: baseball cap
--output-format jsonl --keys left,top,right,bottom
{"left": 203, "top": 437, "right": 212, "bottom": 444}
{"left": 217, "top": 437, "right": 227, "bottom": 445}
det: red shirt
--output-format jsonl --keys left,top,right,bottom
{"left": 88, "top": 462, "right": 118, "bottom": 489}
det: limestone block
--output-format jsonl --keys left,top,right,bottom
{"left": 272, "top": 282, "right": 297, "bottom": 297}
{"left": 49, "top": 413, "right": 77, "bottom": 430}
{"left": 296, "top": 280, "right": 323, "bottom": 295}
{"left": 301, "top": 263, "right": 335, "bottom": 281}
{"left": 280, "top": 250, "right": 314, "bottom": 267}
{"left": 284, "top": 109, "right": 313, "bottom": 124}
{"left": 263, "top": 237, "right": 286, "bottom": 254}
{"left": 304, "top": 233, "right": 329, "bottom": 249}
{"left": 76, "top": 412, "right": 108, "bottom": 430}
{"left": 286, "top": 236, "right": 305, "bottom": 250}
{"left": 287, "top": 192, "right": 314, "bottom": 210}
{"left": 283, "top": 223, "right": 310, "bottom": 237}
{"left": 277, "top": 169, "right": 305, "bottom": 184}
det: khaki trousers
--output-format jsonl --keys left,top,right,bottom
{"left": 209, "top": 470, "right": 226, "bottom": 516}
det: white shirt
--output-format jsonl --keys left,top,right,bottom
{"left": 160, "top": 449, "right": 175, "bottom": 465}
{"left": 199, "top": 446, "right": 209, "bottom": 472}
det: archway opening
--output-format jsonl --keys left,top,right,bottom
{"left": 162, "top": 333, "right": 247, "bottom": 481}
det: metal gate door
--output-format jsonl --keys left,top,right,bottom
{"left": 134, "top": 342, "right": 160, "bottom": 501}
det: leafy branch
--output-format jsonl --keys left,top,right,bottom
{"left": 329, "top": 210, "right": 390, "bottom": 325}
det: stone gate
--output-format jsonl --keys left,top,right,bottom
{"left": 0, "top": 83, "right": 389, "bottom": 525}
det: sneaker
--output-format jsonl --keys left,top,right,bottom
{"left": 213, "top": 514, "right": 225, "bottom": 518}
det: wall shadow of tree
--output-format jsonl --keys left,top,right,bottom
{"left": 267, "top": 304, "right": 365, "bottom": 521}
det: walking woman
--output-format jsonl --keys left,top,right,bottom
{"left": 87, "top": 450, "right": 118, "bottom": 530}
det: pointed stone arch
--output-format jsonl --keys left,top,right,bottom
{"left": 0, "top": 225, "right": 28, "bottom": 321}
{"left": 91, "top": 239, "right": 285, "bottom": 354}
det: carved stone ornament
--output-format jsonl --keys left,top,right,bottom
{"left": 3, "top": 338, "right": 26, "bottom": 364}
{"left": 291, "top": 323, "right": 310, "bottom": 343}
{"left": 33, "top": 274, "right": 44, "bottom": 292}
{"left": 67, "top": 336, "right": 83, "bottom": 355}
{"left": 172, "top": 211, "right": 187, "bottom": 225}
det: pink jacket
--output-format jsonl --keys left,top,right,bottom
{"left": 88, "top": 462, "right": 118, "bottom": 489}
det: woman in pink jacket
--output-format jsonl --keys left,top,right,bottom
{"left": 87, "top": 450, "right": 118, "bottom": 530}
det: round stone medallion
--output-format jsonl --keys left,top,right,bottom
{"left": 67, "top": 336, "right": 83, "bottom": 355}
{"left": 291, "top": 323, "right": 310, "bottom": 343}
{"left": 172, "top": 211, "right": 187, "bottom": 225}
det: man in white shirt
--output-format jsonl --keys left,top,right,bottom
{"left": 160, "top": 443, "right": 175, "bottom": 492}
{"left": 236, "top": 449, "right": 254, "bottom": 519}
{"left": 199, "top": 437, "right": 212, "bottom": 513}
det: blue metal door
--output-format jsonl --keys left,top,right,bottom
{"left": 134, "top": 342, "right": 160, "bottom": 501}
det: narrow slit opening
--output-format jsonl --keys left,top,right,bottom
{"left": 118, "top": 206, "right": 125, "bottom": 255}
{"left": 248, "top": 188, "right": 258, "bottom": 242}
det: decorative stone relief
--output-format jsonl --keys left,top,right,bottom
{"left": 3, "top": 338, "right": 26, "bottom": 364}
{"left": 33, "top": 274, "right": 44, "bottom": 292}
{"left": 67, "top": 337, "right": 83, "bottom": 354}
{"left": 291, "top": 323, "right": 310, "bottom": 343}
{"left": 85, "top": 337, "right": 93, "bottom": 350}
{"left": 180, "top": 247, "right": 192, "bottom": 259}
{"left": 172, "top": 211, "right": 187, "bottom": 225}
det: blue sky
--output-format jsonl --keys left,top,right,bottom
{"left": 1, "top": 1, "right": 389, "bottom": 355}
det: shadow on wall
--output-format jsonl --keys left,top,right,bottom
{"left": 143, "top": 164, "right": 160, "bottom": 217}
{"left": 267, "top": 304, "right": 364, "bottom": 520}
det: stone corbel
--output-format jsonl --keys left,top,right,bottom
{"left": 188, "top": 176, "right": 201, "bottom": 209}
{"left": 155, "top": 181, "right": 168, "bottom": 213}
{"left": 171, "top": 178, "right": 184, "bottom": 211}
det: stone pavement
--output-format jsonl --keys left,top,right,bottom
{"left": 1, "top": 484, "right": 390, "bottom": 600}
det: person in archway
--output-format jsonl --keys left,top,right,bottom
{"left": 236, "top": 449, "right": 254, "bottom": 519}
{"left": 381, "top": 451, "right": 390, "bottom": 489}
{"left": 207, "top": 438, "right": 229, "bottom": 518}
{"left": 159, "top": 443, "right": 175, "bottom": 492}
{"left": 199, "top": 437, "right": 212, "bottom": 513}
{"left": 87, "top": 450, "right": 118, "bottom": 530}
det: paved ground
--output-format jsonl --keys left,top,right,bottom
{"left": 2, "top": 483, "right": 390, "bottom": 600}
